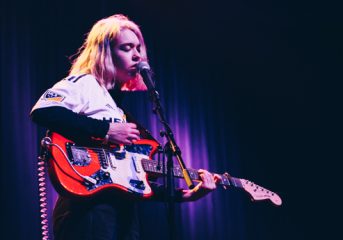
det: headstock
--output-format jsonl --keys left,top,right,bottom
{"left": 240, "top": 179, "right": 282, "bottom": 206}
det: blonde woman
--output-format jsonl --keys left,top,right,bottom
{"left": 31, "top": 14, "right": 219, "bottom": 240}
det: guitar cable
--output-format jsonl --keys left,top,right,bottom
{"left": 37, "top": 139, "right": 50, "bottom": 240}
{"left": 37, "top": 136, "right": 98, "bottom": 240}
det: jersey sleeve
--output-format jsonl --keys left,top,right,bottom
{"left": 30, "top": 75, "right": 110, "bottom": 142}
{"left": 31, "top": 74, "right": 92, "bottom": 114}
{"left": 30, "top": 106, "right": 109, "bottom": 141}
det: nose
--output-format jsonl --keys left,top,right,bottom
{"left": 132, "top": 49, "right": 141, "bottom": 62}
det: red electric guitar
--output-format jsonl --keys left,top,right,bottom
{"left": 43, "top": 132, "right": 282, "bottom": 206}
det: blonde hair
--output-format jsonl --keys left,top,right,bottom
{"left": 69, "top": 14, "right": 147, "bottom": 90}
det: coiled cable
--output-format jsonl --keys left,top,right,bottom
{"left": 37, "top": 150, "right": 49, "bottom": 240}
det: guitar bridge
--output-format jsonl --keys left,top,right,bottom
{"left": 66, "top": 143, "right": 91, "bottom": 166}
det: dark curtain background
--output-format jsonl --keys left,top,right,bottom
{"left": 1, "top": 0, "right": 336, "bottom": 239}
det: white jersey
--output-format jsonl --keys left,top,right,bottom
{"left": 31, "top": 74, "right": 126, "bottom": 123}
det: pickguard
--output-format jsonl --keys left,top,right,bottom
{"left": 68, "top": 144, "right": 153, "bottom": 195}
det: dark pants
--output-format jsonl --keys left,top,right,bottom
{"left": 53, "top": 195, "right": 140, "bottom": 240}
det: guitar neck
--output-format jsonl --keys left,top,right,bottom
{"left": 141, "top": 159, "right": 243, "bottom": 189}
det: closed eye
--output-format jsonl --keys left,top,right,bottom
{"left": 120, "top": 44, "right": 133, "bottom": 52}
{"left": 120, "top": 43, "right": 141, "bottom": 53}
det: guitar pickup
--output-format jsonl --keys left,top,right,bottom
{"left": 129, "top": 179, "right": 145, "bottom": 190}
{"left": 132, "top": 155, "right": 142, "bottom": 173}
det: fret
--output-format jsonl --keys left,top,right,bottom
{"left": 221, "top": 175, "right": 231, "bottom": 186}
{"left": 173, "top": 166, "right": 183, "bottom": 177}
{"left": 187, "top": 169, "right": 197, "bottom": 180}
{"left": 156, "top": 163, "right": 166, "bottom": 174}
{"left": 148, "top": 162, "right": 154, "bottom": 171}
{"left": 230, "top": 177, "right": 242, "bottom": 188}
{"left": 155, "top": 164, "right": 163, "bottom": 174}
{"left": 153, "top": 163, "right": 159, "bottom": 173}
{"left": 188, "top": 170, "right": 195, "bottom": 179}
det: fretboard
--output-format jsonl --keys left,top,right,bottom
{"left": 141, "top": 159, "right": 243, "bottom": 189}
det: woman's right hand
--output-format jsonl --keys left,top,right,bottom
{"left": 107, "top": 122, "right": 140, "bottom": 145}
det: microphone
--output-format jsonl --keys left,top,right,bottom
{"left": 137, "top": 61, "right": 155, "bottom": 91}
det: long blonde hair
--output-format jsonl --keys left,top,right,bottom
{"left": 70, "top": 14, "right": 147, "bottom": 90}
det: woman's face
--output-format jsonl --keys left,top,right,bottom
{"left": 112, "top": 28, "right": 142, "bottom": 85}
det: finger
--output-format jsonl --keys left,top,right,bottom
{"left": 128, "top": 123, "right": 137, "bottom": 129}
{"left": 200, "top": 175, "right": 215, "bottom": 189}
{"left": 130, "top": 130, "right": 140, "bottom": 138}
{"left": 203, "top": 172, "right": 212, "bottom": 181}
{"left": 213, "top": 173, "right": 222, "bottom": 179}
{"left": 202, "top": 174, "right": 213, "bottom": 187}
{"left": 130, "top": 129, "right": 140, "bottom": 135}
{"left": 128, "top": 134, "right": 140, "bottom": 141}
{"left": 213, "top": 174, "right": 222, "bottom": 183}
{"left": 194, "top": 181, "right": 203, "bottom": 190}
{"left": 124, "top": 140, "right": 133, "bottom": 145}
{"left": 199, "top": 172, "right": 206, "bottom": 181}
{"left": 201, "top": 170, "right": 212, "bottom": 179}
{"left": 200, "top": 171, "right": 211, "bottom": 181}
{"left": 204, "top": 174, "right": 211, "bottom": 183}
{"left": 206, "top": 177, "right": 216, "bottom": 189}
{"left": 206, "top": 174, "right": 217, "bottom": 188}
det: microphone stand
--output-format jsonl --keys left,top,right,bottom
{"left": 145, "top": 82, "right": 194, "bottom": 240}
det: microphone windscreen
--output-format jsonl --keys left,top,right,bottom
{"left": 137, "top": 61, "right": 151, "bottom": 71}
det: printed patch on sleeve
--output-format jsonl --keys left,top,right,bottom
{"left": 42, "top": 90, "right": 65, "bottom": 102}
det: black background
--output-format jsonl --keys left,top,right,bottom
{"left": 1, "top": 0, "right": 337, "bottom": 239}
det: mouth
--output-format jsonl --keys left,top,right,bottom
{"left": 128, "top": 67, "right": 139, "bottom": 77}
{"left": 131, "top": 63, "right": 139, "bottom": 70}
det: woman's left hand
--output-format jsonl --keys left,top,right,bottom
{"left": 182, "top": 169, "right": 222, "bottom": 201}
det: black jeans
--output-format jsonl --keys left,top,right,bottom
{"left": 53, "top": 195, "right": 140, "bottom": 240}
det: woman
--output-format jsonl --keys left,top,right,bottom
{"left": 31, "top": 14, "right": 219, "bottom": 240}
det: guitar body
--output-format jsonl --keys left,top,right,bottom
{"left": 48, "top": 132, "right": 159, "bottom": 199}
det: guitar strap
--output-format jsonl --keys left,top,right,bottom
{"left": 124, "top": 110, "right": 160, "bottom": 143}
{"left": 110, "top": 87, "right": 161, "bottom": 144}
